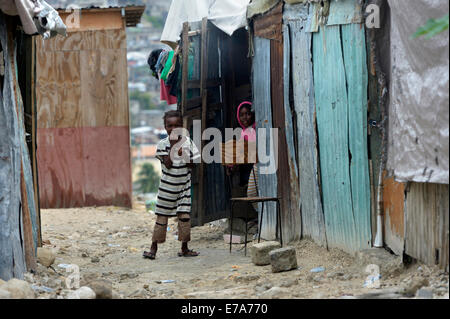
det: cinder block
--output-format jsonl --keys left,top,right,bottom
{"left": 269, "top": 247, "right": 298, "bottom": 273}
{"left": 223, "top": 234, "right": 251, "bottom": 244}
{"left": 250, "top": 241, "right": 281, "bottom": 266}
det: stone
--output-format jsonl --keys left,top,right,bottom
{"left": 91, "top": 256, "right": 100, "bottom": 263}
{"left": 259, "top": 287, "right": 290, "bottom": 299}
{"left": 0, "top": 279, "right": 6, "bottom": 287}
{"left": 233, "top": 275, "right": 260, "bottom": 283}
{"left": 67, "top": 287, "right": 96, "bottom": 299}
{"left": 0, "top": 288, "right": 12, "bottom": 299}
{"left": 87, "top": 279, "right": 113, "bottom": 299}
{"left": 403, "top": 278, "right": 429, "bottom": 297}
{"left": 355, "top": 248, "right": 404, "bottom": 277}
{"left": 250, "top": 241, "right": 281, "bottom": 266}
{"left": 416, "top": 288, "right": 434, "bottom": 299}
{"left": 2, "top": 279, "right": 35, "bottom": 299}
{"left": 37, "top": 247, "right": 56, "bottom": 267}
{"left": 269, "top": 247, "right": 298, "bottom": 273}
{"left": 279, "top": 278, "right": 298, "bottom": 288}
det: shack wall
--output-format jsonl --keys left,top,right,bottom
{"left": 35, "top": 18, "right": 132, "bottom": 208}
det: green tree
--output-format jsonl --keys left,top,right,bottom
{"left": 136, "top": 163, "right": 160, "bottom": 194}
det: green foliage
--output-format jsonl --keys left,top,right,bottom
{"left": 413, "top": 14, "right": 449, "bottom": 39}
{"left": 136, "top": 163, "right": 160, "bottom": 194}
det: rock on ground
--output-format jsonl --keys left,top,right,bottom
{"left": 87, "top": 279, "right": 113, "bottom": 299}
{"left": 269, "top": 247, "right": 298, "bottom": 273}
{"left": 37, "top": 247, "right": 56, "bottom": 267}
{"left": 250, "top": 241, "right": 281, "bottom": 266}
{"left": 1, "top": 279, "right": 36, "bottom": 299}
{"left": 0, "top": 288, "right": 12, "bottom": 299}
{"left": 355, "top": 248, "right": 404, "bottom": 277}
{"left": 67, "top": 286, "right": 96, "bottom": 299}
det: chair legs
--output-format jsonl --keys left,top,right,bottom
{"left": 258, "top": 202, "right": 264, "bottom": 244}
{"left": 277, "top": 200, "right": 283, "bottom": 247}
{"left": 230, "top": 199, "right": 282, "bottom": 254}
{"left": 230, "top": 201, "right": 235, "bottom": 253}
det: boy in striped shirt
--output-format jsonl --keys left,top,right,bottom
{"left": 143, "top": 111, "right": 200, "bottom": 259}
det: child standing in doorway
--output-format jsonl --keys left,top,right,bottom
{"left": 143, "top": 110, "right": 200, "bottom": 259}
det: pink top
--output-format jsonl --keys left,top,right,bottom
{"left": 237, "top": 101, "right": 256, "bottom": 142}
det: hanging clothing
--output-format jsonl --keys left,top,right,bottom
{"left": 155, "top": 49, "right": 168, "bottom": 74}
{"left": 161, "top": 50, "right": 175, "bottom": 81}
{"left": 166, "top": 56, "right": 180, "bottom": 97}
{"left": 160, "top": 78, "right": 177, "bottom": 105}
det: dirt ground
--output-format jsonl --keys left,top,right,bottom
{"left": 27, "top": 200, "right": 449, "bottom": 299}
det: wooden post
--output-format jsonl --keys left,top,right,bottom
{"left": 198, "top": 17, "right": 209, "bottom": 226}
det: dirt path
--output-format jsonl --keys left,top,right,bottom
{"left": 28, "top": 200, "right": 449, "bottom": 299}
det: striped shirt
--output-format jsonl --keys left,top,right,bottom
{"left": 155, "top": 136, "right": 200, "bottom": 216}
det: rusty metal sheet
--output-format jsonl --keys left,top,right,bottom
{"left": 253, "top": 2, "right": 283, "bottom": 41}
{"left": 382, "top": 172, "right": 405, "bottom": 256}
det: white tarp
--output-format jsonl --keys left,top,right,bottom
{"left": 387, "top": 0, "right": 449, "bottom": 184}
{"left": 160, "top": 0, "right": 251, "bottom": 47}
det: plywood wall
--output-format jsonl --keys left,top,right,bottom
{"left": 35, "top": 28, "right": 132, "bottom": 208}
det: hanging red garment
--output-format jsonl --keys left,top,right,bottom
{"left": 160, "top": 78, "right": 177, "bottom": 105}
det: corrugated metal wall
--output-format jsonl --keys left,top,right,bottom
{"left": 405, "top": 183, "right": 449, "bottom": 270}
{"left": 0, "top": 14, "right": 38, "bottom": 280}
{"left": 284, "top": 3, "right": 327, "bottom": 247}
{"left": 253, "top": 36, "right": 278, "bottom": 240}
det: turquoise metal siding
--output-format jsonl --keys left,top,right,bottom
{"left": 342, "top": 23, "right": 372, "bottom": 250}
{"left": 253, "top": 36, "right": 278, "bottom": 240}
{"left": 312, "top": 22, "right": 371, "bottom": 253}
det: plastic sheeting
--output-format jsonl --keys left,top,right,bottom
{"left": 387, "top": 0, "right": 449, "bottom": 184}
{"left": 160, "top": 0, "right": 250, "bottom": 47}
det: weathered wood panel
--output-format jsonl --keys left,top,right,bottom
{"left": 342, "top": 23, "right": 372, "bottom": 250}
{"left": 253, "top": 36, "right": 278, "bottom": 240}
{"left": 36, "top": 51, "right": 82, "bottom": 129}
{"left": 35, "top": 28, "right": 132, "bottom": 209}
{"left": 35, "top": 29, "right": 127, "bottom": 52}
{"left": 37, "top": 126, "right": 132, "bottom": 208}
{"left": 271, "top": 36, "right": 300, "bottom": 243}
{"left": 80, "top": 49, "right": 129, "bottom": 128}
{"left": 383, "top": 172, "right": 405, "bottom": 256}
{"left": 285, "top": 2, "right": 327, "bottom": 247}
{"left": 0, "top": 16, "right": 33, "bottom": 279}
{"left": 405, "top": 183, "right": 449, "bottom": 270}
{"left": 313, "top": 23, "right": 371, "bottom": 253}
